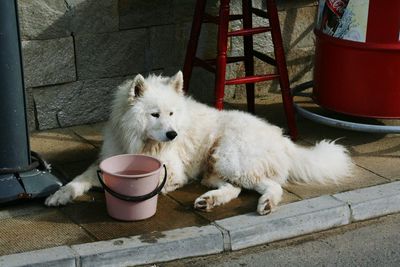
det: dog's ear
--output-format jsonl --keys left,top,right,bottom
{"left": 169, "top": 71, "right": 184, "bottom": 94}
{"left": 128, "top": 74, "right": 146, "bottom": 103}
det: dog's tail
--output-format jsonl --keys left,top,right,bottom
{"left": 286, "top": 139, "right": 353, "bottom": 184}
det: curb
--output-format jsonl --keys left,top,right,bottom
{"left": 214, "top": 195, "right": 350, "bottom": 250}
{"left": 0, "top": 246, "right": 76, "bottom": 267}
{"left": 71, "top": 225, "right": 223, "bottom": 267}
{"left": 1, "top": 181, "right": 400, "bottom": 267}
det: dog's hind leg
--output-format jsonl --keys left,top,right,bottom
{"left": 194, "top": 174, "right": 241, "bottom": 211}
{"left": 254, "top": 178, "right": 283, "bottom": 215}
{"left": 45, "top": 163, "right": 100, "bottom": 206}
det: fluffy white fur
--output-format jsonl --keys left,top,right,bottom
{"left": 45, "top": 71, "right": 353, "bottom": 215}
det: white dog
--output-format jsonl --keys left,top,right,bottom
{"left": 45, "top": 71, "right": 352, "bottom": 215}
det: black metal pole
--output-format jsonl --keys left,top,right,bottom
{"left": 0, "top": 0, "right": 31, "bottom": 169}
{"left": 0, "top": 0, "right": 63, "bottom": 204}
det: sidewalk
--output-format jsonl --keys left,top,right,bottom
{"left": 0, "top": 97, "right": 399, "bottom": 266}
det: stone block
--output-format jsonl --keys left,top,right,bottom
{"left": 119, "top": 0, "right": 173, "bottom": 29}
{"left": 72, "top": 225, "right": 224, "bottom": 267}
{"left": 150, "top": 22, "right": 210, "bottom": 70}
{"left": 25, "top": 88, "right": 37, "bottom": 132}
{"left": 215, "top": 195, "right": 350, "bottom": 250}
{"left": 197, "top": 23, "right": 219, "bottom": 59}
{"left": 285, "top": 47, "right": 315, "bottom": 87}
{"left": 173, "top": 0, "right": 196, "bottom": 23}
{"left": 334, "top": 181, "right": 400, "bottom": 222}
{"left": 0, "top": 246, "right": 76, "bottom": 267}
{"left": 279, "top": 5, "right": 317, "bottom": 51}
{"left": 226, "top": 47, "right": 314, "bottom": 101}
{"left": 149, "top": 24, "right": 183, "bottom": 69}
{"left": 33, "top": 77, "right": 133, "bottom": 129}
{"left": 277, "top": 0, "right": 318, "bottom": 11}
{"left": 17, "top": 0, "right": 71, "bottom": 40}
{"left": 184, "top": 68, "right": 216, "bottom": 105}
{"left": 231, "top": 5, "right": 317, "bottom": 56}
{"left": 75, "top": 30, "right": 147, "bottom": 79}
{"left": 67, "top": 0, "right": 119, "bottom": 34}
{"left": 22, "top": 38, "right": 76, "bottom": 88}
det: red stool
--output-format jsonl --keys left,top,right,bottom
{"left": 183, "top": 0, "right": 298, "bottom": 140}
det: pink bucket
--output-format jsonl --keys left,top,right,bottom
{"left": 97, "top": 154, "right": 166, "bottom": 221}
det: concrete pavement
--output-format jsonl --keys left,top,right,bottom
{"left": 0, "top": 100, "right": 399, "bottom": 266}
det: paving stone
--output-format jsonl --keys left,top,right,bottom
{"left": 75, "top": 30, "right": 147, "bottom": 79}
{"left": 296, "top": 107, "right": 388, "bottom": 145}
{"left": 354, "top": 156, "right": 400, "bottom": 181}
{"left": 334, "top": 181, "right": 400, "bottom": 222}
{"left": 296, "top": 111, "right": 400, "bottom": 181}
{"left": 70, "top": 123, "right": 105, "bottom": 148}
{"left": 22, "top": 38, "right": 76, "bottom": 88}
{"left": 0, "top": 246, "right": 76, "bottom": 267}
{"left": 72, "top": 225, "right": 223, "bottom": 267}
{"left": 17, "top": 0, "right": 71, "bottom": 40}
{"left": 67, "top": 0, "right": 119, "bottom": 34}
{"left": 61, "top": 195, "right": 209, "bottom": 241}
{"left": 284, "top": 164, "right": 389, "bottom": 199}
{"left": 30, "top": 128, "right": 98, "bottom": 163}
{"left": 0, "top": 210, "right": 94, "bottom": 256}
{"left": 52, "top": 159, "right": 95, "bottom": 183}
{"left": 0, "top": 201, "right": 46, "bottom": 220}
{"left": 349, "top": 135, "right": 400, "bottom": 181}
{"left": 350, "top": 134, "right": 400, "bottom": 156}
{"left": 169, "top": 181, "right": 300, "bottom": 222}
{"left": 215, "top": 195, "right": 350, "bottom": 250}
{"left": 33, "top": 77, "right": 130, "bottom": 129}
{"left": 119, "top": 0, "right": 173, "bottom": 29}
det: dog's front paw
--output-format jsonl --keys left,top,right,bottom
{"left": 45, "top": 186, "right": 74, "bottom": 206}
{"left": 161, "top": 183, "right": 182, "bottom": 194}
{"left": 194, "top": 195, "right": 215, "bottom": 212}
{"left": 257, "top": 198, "right": 275, "bottom": 215}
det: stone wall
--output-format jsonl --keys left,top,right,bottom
{"left": 19, "top": 0, "right": 318, "bottom": 131}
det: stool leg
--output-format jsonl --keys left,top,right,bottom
{"left": 266, "top": 0, "right": 298, "bottom": 140}
{"left": 214, "top": 0, "right": 230, "bottom": 110}
{"left": 242, "top": 0, "right": 255, "bottom": 114}
{"left": 183, "top": 0, "right": 207, "bottom": 93}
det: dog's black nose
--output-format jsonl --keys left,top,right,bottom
{"left": 166, "top": 131, "right": 178, "bottom": 140}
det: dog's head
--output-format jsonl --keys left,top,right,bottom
{"left": 118, "top": 71, "right": 187, "bottom": 142}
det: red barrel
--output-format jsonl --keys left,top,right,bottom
{"left": 313, "top": 0, "right": 400, "bottom": 118}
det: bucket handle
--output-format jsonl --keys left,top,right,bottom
{"left": 96, "top": 164, "right": 167, "bottom": 202}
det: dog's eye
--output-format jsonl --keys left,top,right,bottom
{"left": 169, "top": 112, "right": 173, "bottom": 116}
{"left": 151, "top": 113, "right": 160, "bottom": 118}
